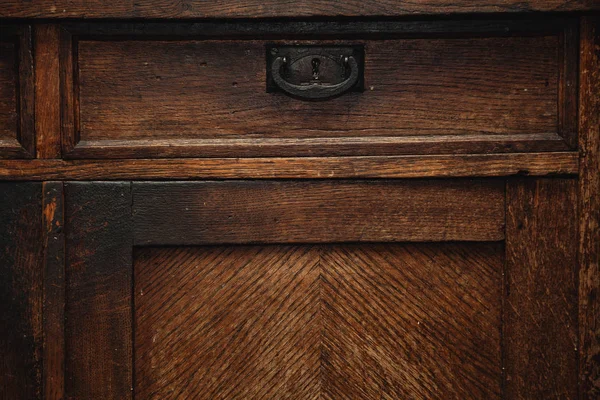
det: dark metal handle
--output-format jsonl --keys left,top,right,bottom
{"left": 271, "top": 55, "right": 360, "bottom": 100}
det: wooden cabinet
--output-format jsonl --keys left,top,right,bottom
{"left": 0, "top": 5, "right": 599, "bottom": 400}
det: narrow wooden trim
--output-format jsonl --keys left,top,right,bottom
{"left": 64, "top": 182, "right": 132, "bottom": 400}
{"left": 59, "top": 28, "right": 77, "bottom": 155}
{"left": 0, "top": 2, "right": 598, "bottom": 19}
{"left": 0, "top": 153, "right": 579, "bottom": 181}
{"left": 62, "top": 18, "right": 568, "bottom": 38}
{"left": 35, "top": 25, "right": 61, "bottom": 159}
{"left": 505, "top": 178, "right": 579, "bottom": 399}
{"left": 66, "top": 133, "right": 571, "bottom": 159}
{"left": 132, "top": 180, "right": 505, "bottom": 245}
{"left": 578, "top": 16, "right": 600, "bottom": 400}
{"left": 558, "top": 18, "right": 580, "bottom": 149}
{"left": 42, "top": 182, "right": 65, "bottom": 400}
{"left": 17, "top": 25, "right": 35, "bottom": 157}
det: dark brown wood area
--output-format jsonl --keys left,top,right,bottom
{"left": 0, "top": 183, "right": 43, "bottom": 400}
{"left": 132, "top": 180, "right": 505, "bottom": 245}
{"left": 505, "top": 179, "right": 579, "bottom": 399}
{"left": 0, "top": 0, "right": 598, "bottom": 19}
{"left": 64, "top": 182, "right": 133, "bottom": 400}
{"left": 42, "top": 182, "right": 65, "bottom": 400}
{"left": 134, "top": 243, "right": 503, "bottom": 399}
{"left": 579, "top": 16, "right": 600, "bottom": 400}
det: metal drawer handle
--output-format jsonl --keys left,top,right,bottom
{"left": 269, "top": 52, "right": 361, "bottom": 101}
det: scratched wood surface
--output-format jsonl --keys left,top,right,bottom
{"left": 579, "top": 16, "right": 600, "bottom": 400}
{"left": 0, "top": 183, "right": 43, "bottom": 399}
{"left": 73, "top": 36, "right": 561, "bottom": 158}
{"left": 134, "top": 243, "right": 503, "bottom": 399}
{"left": 1, "top": 0, "right": 597, "bottom": 18}
{"left": 505, "top": 179, "right": 579, "bottom": 399}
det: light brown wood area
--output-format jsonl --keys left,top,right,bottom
{"left": 135, "top": 243, "right": 503, "bottom": 399}
{"left": 74, "top": 36, "right": 562, "bottom": 158}
{"left": 1, "top": 0, "right": 597, "bottom": 19}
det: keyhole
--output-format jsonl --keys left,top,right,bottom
{"left": 312, "top": 58, "right": 320, "bottom": 79}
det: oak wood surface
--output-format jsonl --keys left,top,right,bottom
{"left": 0, "top": 183, "right": 43, "bottom": 399}
{"left": 505, "top": 179, "right": 578, "bottom": 399}
{"left": 0, "top": 0, "right": 598, "bottom": 18}
{"left": 132, "top": 180, "right": 505, "bottom": 245}
{"left": 64, "top": 182, "right": 132, "bottom": 400}
{"left": 0, "top": 153, "right": 579, "bottom": 181}
{"left": 135, "top": 243, "right": 503, "bottom": 399}
{"left": 42, "top": 182, "right": 65, "bottom": 400}
{"left": 73, "top": 36, "right": 560, "bottom": 158}
{"left": 35, "top": 26, "right": 62, "bottom": 159}
{"left": 579, "top": 16, "right": 600, "bottom": 399}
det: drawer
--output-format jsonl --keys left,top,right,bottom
{"left": 60, "top": 20, "right": 578, "bottom": 159}
{"left": 0, "top": 25, "right": 34, "bottom": 159}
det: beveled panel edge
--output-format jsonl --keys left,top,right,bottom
{"left": 0, "top": 152, "right": 578, "bottom": 181}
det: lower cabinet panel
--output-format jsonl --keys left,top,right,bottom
{"left": 134, "top": 243, "right": 503, "bottom": 399}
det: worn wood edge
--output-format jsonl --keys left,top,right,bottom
{"left": 579, "top": 16, "right": 600, "bottom": 400}
{"left": 42, "top": 182, "right": 65, "bottom": 400}
{"left": 65, "top": 134, "right": 571, "bottom": 159}
{"left": 1, "top": 3, "right": 599, "bottom": 19}
{"left": 35, "top": 26, "right": 61, "bottom": 159}
{"left": 61, "top": 18, "right": 569, "bottom": 38}
{"left": 17, "top": 25, "right": 35, "bottom": 157}
{"left": 59, "top": 28, "right": 76, "bottom": 155}
{"left": 558, "top": 18, "right": 580, "bottom": 149}
{"left": 0, "top": 153, "right": 578, "bottom": 180}
{"left": 0, "top": 138, "right": 33, "bottom": 158}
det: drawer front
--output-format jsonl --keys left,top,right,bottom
{"left": 0, "top": 26, "right": 34, "bottom": 158}
{"left": 60, "top": 20, "right": 577, "bottom": 159}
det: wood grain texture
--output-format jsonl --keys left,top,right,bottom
{"left": 558, "top": 20, "right": 580, "bottom": 149}
{"left": 135, "top": 243, "right": 502, "bottom": 399}
{"left": 0, "top": 0, "right": 598, "bottom": 18}
{"left": 579, "top": 16, "right": 600, "bottom": 399}
{"left": 0, "top": 153, "right": 579, "bottom": 181}
{"left": 132, "top": 180, "right": 505, "bottom": 245}
{"left": 42, "top": 182, "right": 65, "bottom": 400}
{"left": 0, "top": 35, "right": 19, "bottom": 156}
{"left": 35, "top": 25, "right": 61, "bottom": 159}
{"left": 74, "top": 36, "right": 560, "bottom": 158}
{"left": 505, "top": 179, "right": 578, "bottom": 399}
{"left": 0, "top": 183, "right": 43, "bottom": 399}
{"left": 64, "top": 182, "right": 132, "bottom": 400}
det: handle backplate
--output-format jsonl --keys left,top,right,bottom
{"left": 266, "top": 45, "right": 364, "bottom": 101}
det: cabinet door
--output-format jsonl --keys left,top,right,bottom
{"left": 59, "top": 179, "right": 577, "bottom": 399}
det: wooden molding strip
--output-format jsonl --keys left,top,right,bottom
{"left": 0, "top": 1, "right": 598, "bottom": 19}
{"left": 0, "top": 153, "right": 578, "bottom": 180}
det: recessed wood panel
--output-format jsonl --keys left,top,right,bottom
{"left": 73, "top": 35, "right": 564, "bottom": 158}
{"left": 134, "top": 243, "right": 503, "bottom": 399}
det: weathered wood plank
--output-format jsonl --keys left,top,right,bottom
{"left": 0, "top": 153, "right": 579, "bottom": 180}
{"left": 0, "top": 0, "right": 597, "bottom": 19}
{"left": 0, "top": 183, "right": 43, "bottom": 399}
{"left": 579, "top": 16, "right": 600, "bottom": 400}
{"left": 505, "top": 179, "right": 578, "bottom": 399}
{"left": 132, "top": 180, "right": 505, "bottom": 245}
{"left": 64, "top": 182, "right": 132, "bottom": 400}
{"left": 42, "top": 182, "right": 65, "bottom": 400}
{"left": 34, "top": 26, "right": 62, "bottom": 159}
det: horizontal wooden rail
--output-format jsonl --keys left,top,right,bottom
{"left": 0, "top": 153, "right": 578, "bottom": 181}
